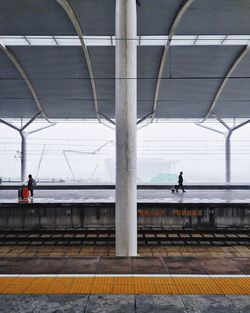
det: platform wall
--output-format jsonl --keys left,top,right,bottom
{"left": 0, "top": 203, "right": 249, "bottom": 229}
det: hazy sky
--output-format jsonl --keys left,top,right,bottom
{"left": 0, "top": 120, "right": 250, "bottom": 183}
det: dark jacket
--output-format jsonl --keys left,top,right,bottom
{"left": 178, "top": 174, "right": 183, "bottom": 184}
{"left": 28, "top": 178, "right": 33, "bottom": 190}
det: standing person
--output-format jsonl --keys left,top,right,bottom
{"left": 28, "top": 174, "right": 36, "bottom": 198}
{"left": 176, "top": 171, "right": 186, "bottom": 192}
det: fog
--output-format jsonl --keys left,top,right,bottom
{"left": 0, "top": 120, "right": 250, "bottom": 184}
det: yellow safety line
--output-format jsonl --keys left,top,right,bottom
{"left": 0, "top": 277, "right": 249, "bottom": 295}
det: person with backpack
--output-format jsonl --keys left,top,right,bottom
{"left": 27, "top": 174, "right": 36, "bottom": 198}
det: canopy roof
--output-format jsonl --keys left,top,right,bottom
{"left": 0, "top": 0, "right": 250, "bottom": 122}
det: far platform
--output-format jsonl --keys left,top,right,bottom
{"left": 1, "top": 188, "right": 250, "bottom": 204}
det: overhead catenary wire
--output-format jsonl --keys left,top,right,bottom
{"left": 0, "top": 76, "right": 250, "bottom": 80}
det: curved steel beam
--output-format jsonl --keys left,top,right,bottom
{"left": 99, "top": 112, "right": 116, "bottom": 126}
{"left": 151, "top": 0, "right": 194, "bottom": 122}
{"left": 231, "top": 118, "right": 250, "bottom": 132}
{"left": 56, "top": 0, "right": 101, "bottom": 122}
{"left": 0, "top": 46, "right": 51, "bottom": 122}
{"left": 196, "top": 115, "right": 250, "bottom": 183}
{"left": 63, "top": 140, "right": 114, "bottom": 156}
{"left": 0, "top": 112, "right": 55, "bottom": 182}
{"left": 225, "top": 118, "right": 250, "bottom": 183}
{"left": 137, "top": 111, "right": 154, "bottom": 125}
{"left": 212, "top": 113, "right": 231, "bottom": 131}
{"left": 199, "top": 45, "right": 250, "bottom": 123}
{"left": 21, "top": 111, "right": 42, "bottom": 131}
{"left": 0, "top": 118, "right": 19, "bottom": 132}
{"left": 195, "top": 122, "right": 224, "bottom": 135}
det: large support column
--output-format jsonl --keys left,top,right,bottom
{"left": 0, "top": 113, "right": 55, "bottom": 184}
{"left": 225, "top": 132, "right": 232, "bottom": 184}
{"left": 197, "top": 117, "right": 250, "bottom": 185}
{"left": 115, "top": 0, "right": 137, "bottom": 256}
{"left": 20, "top": 132, "right": 28, "bottom": 183}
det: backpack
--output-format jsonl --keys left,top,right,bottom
{"left": 32, "top": 178, "right": 37, "bottom": 188}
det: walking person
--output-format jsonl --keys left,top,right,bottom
{"left": 27, "top": 174, "right": 36, "bottom": 198}
{"left": 176, "top": 171, "right": 186, "bottom": 192}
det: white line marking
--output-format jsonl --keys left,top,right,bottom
{"left": 0, "top": 274, "right": 249, "bottom": 278}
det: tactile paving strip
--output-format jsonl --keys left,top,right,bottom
{"left": 0, "top": 275, "right": 249, "bottom": 295}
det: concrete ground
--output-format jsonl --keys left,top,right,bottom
{"left": 0, "top": 256, "right": 249, "bottom": 312}
{"left": 1, "top": 189, "right": 250, "bottom": 203}
{"left": 0, "top": 245, "right": 249, "bottom": 258}
{"left": 0, "top": 294, "right": 249, "bottom": 313}
{"left": 0, "top": 256, "right": 249, "bottom": 274}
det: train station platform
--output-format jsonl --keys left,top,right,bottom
{"left": 0, "top": 256, "right": 249, "bottom": 312}
{"left": 0, "top": 189, "right": 250, "bottom": 232}
{"left": 1, "top": 188, "right": 250, "bottom": 203}
{"left": 0, "top": 189, "right": 249, "bottom": 312}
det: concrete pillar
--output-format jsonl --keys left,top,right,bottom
{"left": 115, "top": 0, "right": 137, "bottom": 256}
{"left": 20, "top": 132, "right": 27, "bottom": 183}
{"left": 225, "top": 132, "right": 232, "bottom": 184}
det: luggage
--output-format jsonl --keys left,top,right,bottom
{"left": 18, "top": 186, "right": 29, "bottom": 202}
{"left": 22, "top": 187, "right": 29, "bottom": 199}
{"left": 171, "top": 185, "right": 178, "bottom": 193}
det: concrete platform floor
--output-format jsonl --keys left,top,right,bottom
{"left": 1, "top": 189, "right": 250, "bottom": 203}
{"left": 0, "top": 294, "right": 249, "bottom": 313}
{"left": 0, "top": 274, "right": 249, "bottom": 294}
{"left": 0, "top": 257, "right": 250, "bottom": 312}
{"left": 0, "top": 245, "right": 250, "bottom": 258}
{"left": 0, "top": 255, "right": 249, "bottom": 312}
{"left": 0, "top": 256, "right": 250, "bottom": 275}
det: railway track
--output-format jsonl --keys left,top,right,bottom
{"left": 0, "top": 228, "right": 249, "bottom": 246}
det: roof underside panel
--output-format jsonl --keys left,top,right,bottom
{"left": 0, "top": 50, "right": 37, "bottom": 118}
{"left": 137, "top": 46, "right": 164, "bottom": 117}
{"left": 69, "top": 0, "right": 115, "bottom": 36}
{"left": 157, "top": 79, "right": 222, "bottom": 118}
{"left": 156, "top": 46, "right": 246, "bottom": 118}
{"left": 0, "top": 99, "right": 38, "bottom": 119}
{"left": 87, "top": 46, "right": 166, "bottom": 119}
{"left": 138, "top": 0, "right": 250, "bottom": 36}
{"left": 0, "top": 51, "right": 22, "bottom": 79}
{"left": 176, "top": 0, "right": 250, "bottom": 35}
{"left": 214, "top": 51, "right": 250, "bottom": 118}
{"left": 215, "top": 100, "right": 250, "bottom": 119}
{"left": 88, "top": 47, "right": 115, "bottom": 118}
{"left": 0, "top": 0, "right": 74, "bottom": 35}
{"left": 0, "top": 0, "right": 250, "bottom": 120}
{"left": 10, "top": 46, "right": 96, "bottom": 118}
{"left": 3, "top": 0, "right": 250, "bottom": 37}
{"left": 231, "top": 51, "right": 250, "bottom": 77}
{"left": 164, "top": 46, "right": 243, "bottom": 78}
{"left": 215, "top": 78, "right": 250, "bottom": 118}
{"left": 137, "top": 0, "right": 183, "bottom": 36}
